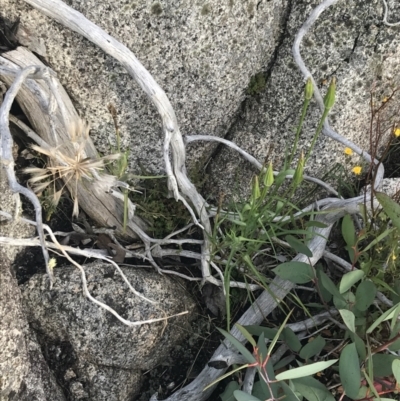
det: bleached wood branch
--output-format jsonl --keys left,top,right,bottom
{"left": 23, "top": 0, "right": 214, "bottom": 284}
{"left": 0, "top": 211, "right": 189, "bottom": 326}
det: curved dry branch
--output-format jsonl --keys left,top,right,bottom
{"left": 23, "top": 0, "right": 214, "bottom": 283}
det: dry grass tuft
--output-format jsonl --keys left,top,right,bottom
{"left": 25, "top": 119, "right": 121, "bottom": 217}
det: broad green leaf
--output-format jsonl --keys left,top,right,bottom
{"left": 350, "top": 332, "right": 366, "bottom": 361}
{"left": 339, "top": 309, "right": 356, "bottom": 333}
{"left": 367, "top": 303, "right": 400, "bottom": 334}
{"left": 220, "top": 381, "right": 240, "bottom": 401}
{"left": 235, "top": 324, "right": 256, "bottom": 347}
{"left": 354, "top": 386, "right": 369, "bottom": 401}
{"left": 372, "top": 354, "right": 400, "bottom": 377}
{"left": 273, "top": 355, "right": 296, "bottom": 371}
{"left": 233, "top": 390, "right": 262, "bottom": 401}
{"left": 339, "top": 270, "right": 365, "bottom": 294}
{"left": 376, "top": 192, "right": 400, "bottom": 232}
{"left": 218, "top": 328, "right": 256, "bottom": 363}
{"left": 315, "top": 268, "right": 332, "bottom": 303}
{"left": 285, "top": 235, "right": 313, "bottom": 257}
{"left": 355, "top": 281, "right": 377, "bottom": 311}
{"left": 281, "top": 381, "right": 302, "bottom": 401}
{"left": 292, "top": 376, "right": 335, "bottom": 401}
{"left": 389, "top": 337, "right": 400, "bottom": 352}
{"left": 273, "top": 262, "right": 314, "bottom": 284}
{"left": 252, "top": 381, "right": 270, "bottom": 400}
{"left": 339, "top": 343, "right": 361, "bottom": 398}
{"left": 342, "top": 215, "right": 356, "bottom": 247}
{"left": 333, "top": 294, "right": 348, "bottom": 310}
{"left": 244, "top": 326, "right": 278, "bottom": 339}
{"left": 299, "top": 336, "right": 326, "bottom": 360}
{"left": 392, "top": 359, "right": 400, "bottom": 384}
{"left": 275, "top": 360, "right": 337, "bottom": 380}
{"left": 283, "top": 327, "right": 302, "bottom": 353}
{"left": 257, "top": 332, "right": 267, "bottom": 362}
{"left": 319, "top": 270, "right": 343, "bottom": 299}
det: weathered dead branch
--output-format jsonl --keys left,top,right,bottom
{"left": 0, "top": 48, "right": 147, "bottom": 241}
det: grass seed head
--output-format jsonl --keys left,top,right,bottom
{"left": 25, "top": 118, "right": 121, "bottom": 217}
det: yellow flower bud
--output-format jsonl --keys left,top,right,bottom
{"left": 394, "top": 127, "right": 400, "bottom": 137}
{"left": 323, "top": 77, "right": 336, "bottom": 111}
{"left": 292, "top": 152, "right": 305, "bottom": 187}
{"left": 304, "top": 77, "right": 314, "bottom": 100}
{"left": 263, "top": 161, "right": 274, "bottom": 187}
{"left": 251, "top": 175, "right": 260, "bottom": 200}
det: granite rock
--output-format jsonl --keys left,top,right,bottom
{"left": 21, "top": 261, "right": 197, "bottom": 400}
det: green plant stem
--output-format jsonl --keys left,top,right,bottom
{"left": 305, "top": 108, "right": 329, "bottom": 164}
{"left": 289, "top": 98, "right": 311, "bottom": 166}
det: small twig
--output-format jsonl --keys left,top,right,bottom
{"left": 0, "top": 211, "right": 190, "bottom": 326}
{"left": 381, "top": 0, "right": 400, "bottom": 26}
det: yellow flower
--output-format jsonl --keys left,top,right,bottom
{"left": 382, "top": 96, "right": 389, "bottom": 103}
{"left": 352, "top": 166, "right": 362, "bottom": 175}
{"left": 344, "top": 147, "right": 353, "bottom": 156}
{"left": 394, "top": 127, "right": 400, "bottom": 137}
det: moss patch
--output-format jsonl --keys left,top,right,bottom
{"left": 247, "top": 72, "right": 267, "bottom": 96}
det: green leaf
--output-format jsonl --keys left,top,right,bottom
{"left": 230, "top": 219, "right": 247, "bottom": 227}
{"left": 339, "top": 309, "right": 356, "bottom": 333}
{"left": 339, "top": 343, "right": 361, "bottom": 398}
{"left": 233, "top": 390, "right": 262, "bottom": 401}
{"left": 220, "top": 381, "right": 240, "bottom": 401}
{"left": 235, "top": 324, "right": 256, "bottom": 347}
{"left": 217, "top": 328, "right": 256, "bottom": 363}
{"left": 360, "top": 228, "right": 395, "bottom": 253}
{"left": 367, "top": 303, "right": 400, "bottom": 334}
{"left": 305, "top": 221, "right": 328, "bottom": 229}
{"left": 319, "top": 270, "right": 343, "bottom": 299}
{"left": 283, "top": 327, "right": 302, "bottom": 353}
{"left": 292, "top": 376, "right": 335, "bottom": 401}
{"left": 392, "top": 359, "right": 400, "bottom": 384}
{"left": 252, "top": 381, "right": 270, "bottom": 400}
{"left": 339, "top": 270, "right": 365, "bottom": 294}
{"left": 376, "top": 192, "right": 400, "bottom": 232}
{"left": 273, "top": 262, "right": 315, "bottom": 284}
{"left": 257, "top": 332, "right": 268, "bottom": 362}
{"left": 244, "top": 326, "right": 278, "bottom": 339}
{"left": 299, "top": 336, "right": 326, "bottom": 360}
{"left": 342, "top": 215, "right": 356, "bottom": 247}
{"left": 355, "top": 280, "right": 377, "bottom": 311}
{"left": 203, "top": 364, "right": 249, "bottom": 391}
{"left": 275, "top": 360, "right": 337, "bottom": 381}
{"left": 267, "top": 311, "right": 293, "bottom": 356}
{"left": 350, "top": 332, "right": 366, "bottom": 361}
{"left": 285, "top": 235, "right": 313, "bottom": 258}
{"left": 280, "top": 381, "right": 302, "bottom": 401}
{"left": 372, "top": 354, "right": 400, "bottom": 377}
{"left": 273, "top": 355, "right": 296, "bottom": 371}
